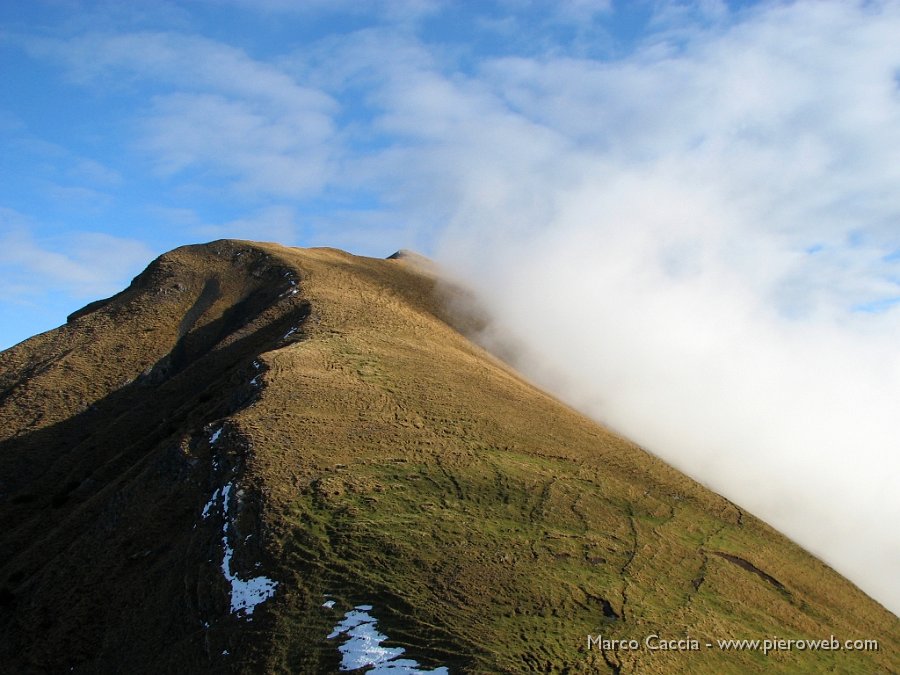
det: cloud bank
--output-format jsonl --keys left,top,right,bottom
{"left": 335, "top": 1, "right": 900, "bottom": 612}
{"left": 459, "top": 5, "right": 900, "bottom": 613}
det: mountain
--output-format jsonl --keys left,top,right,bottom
{"left": 0, "top": 240, "right": 896, "bottom": 674}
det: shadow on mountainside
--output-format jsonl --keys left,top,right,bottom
{"left": 0, "top": 288, "right": 311, "bottom": 673}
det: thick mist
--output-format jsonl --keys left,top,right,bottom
{"left": 416, "top": 4, "right": 900, "bottom": 613}
{"left": 438, "top": 186, "right": 900, "bottom": 614}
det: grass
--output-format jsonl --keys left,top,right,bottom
{"left": 0, "top": 241, "right": 896, "bottom": 673}
{"left": 235, "top": 244, "right": 898, "bottom": 673}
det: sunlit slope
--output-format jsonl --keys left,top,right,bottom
{"left": 0, "top": 240, "right": 896, "bottom": 674}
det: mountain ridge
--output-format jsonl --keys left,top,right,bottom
{"left": 0, "top": 240, "right": 896, "bottom": 673}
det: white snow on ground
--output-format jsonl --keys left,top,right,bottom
{"left": 218, "top": 483, "right": 278, "bottom": 616}
{"left": 201, "top": 481, "right": 278, "bottom": 617}
{"left": 201, "top": 488, "right": 220, "bottom": 519}
{"left": 283, "top": 326, "right": 298, "bottom": 339}
{"left": 250, "top": 360, "right": 263, "bottom": 386}
{"left": 322, "top": 599, "right": 336, "bottom": 609}
{"left": 327, "top": 605, "right": 449, "bottom": 674}
{"left": 210, "top": 427, "right": 223, "bottom": 444}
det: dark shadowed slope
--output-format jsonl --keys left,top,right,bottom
{"left": 0, "top": 240, "right": 896, "bottom": 674}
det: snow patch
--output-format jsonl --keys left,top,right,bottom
{"left": 210, "top": 427, "right": 223, "bottom": 445}
{"left": 218, "top": 483, "right": 278, "bottom": 616}
{"left": 323, "top": 599, "right": 336, "bottom": 609}
{"left": 202, "top": 482, "right": 278, "bottom": 617}
{"left": 201, "top": 488, "right": 220, "bottom": 519}
{"left": 327, "top": 605, "right": 449, "bottom": 674}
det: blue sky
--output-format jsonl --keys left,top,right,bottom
{"left": 2, "top": 0, "right": 896, "bottom": 349}
{"left": 2, "top": 1, "right": 900, "bottom": 613}
{"left": 2, "top": 0, "right": 760, "bottom": 349}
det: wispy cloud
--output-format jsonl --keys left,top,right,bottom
{"left": 191, "top": 205, "right": 302, "bottom": 243}
{"left": 27, "top": 31, "right": 334, "bottom": 109}
{"left": 205, "top": 0, "right": 444, "bottom": 18}
{"left": 0, "top": 208, "right": 153, "bottom": 299}
{"left": 141, "top": 92, "right": 336, "bottom": 197}
{"left": 25, "top": 31, "right": 339, "bottom": 198}
{"left": 68, "top": 158, "right": 122, "bottom": 187}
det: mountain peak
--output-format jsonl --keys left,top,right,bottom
{"left": 0, "top": 241, "right": 897, "bottom": 672}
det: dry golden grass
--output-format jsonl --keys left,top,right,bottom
{"left": 0, "top": 240, "right": 896, "bottom": 673}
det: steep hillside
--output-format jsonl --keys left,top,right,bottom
{"left": 0, "top": 240, "right": 896, "bottom": 673}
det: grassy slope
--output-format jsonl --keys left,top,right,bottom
{"left": 0, "top": 240, "right": 896, "bottom": 674}
{"left": 235, "top": 245, "right": 898, "bottom": 673}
